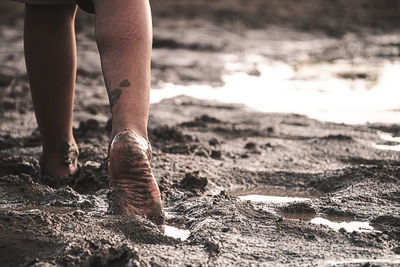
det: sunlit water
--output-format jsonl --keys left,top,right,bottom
{"left": 373, "top": 132, "right": 400, "bottom": 151}
{"left": 152, "top": 60, "right": 400, "bottom": 124}
{"left": 235, "top": 188, "right": 381, "bottom": 233}
{"left": 233, "top": 187, "right": 320, "bottom": 204}
{"left": 238, "top": 194, "right": 380, "bottom": 233}
{"left": 164, "top": 225, "right": 190, "bottom": 241}
{"left": 310, "top": 217, "right": 378, "bottom": 233}
{"left": 239, "top": 195, "right": 310, "bottom": 203}
{"left": 164, "top": 210, "right": 191, "bottom": 241}
{"left": 326, "top": 256, "right": 400, "bottom": 265}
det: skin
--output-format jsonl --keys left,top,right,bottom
{"left": 24, "top": 0, "right": 164, "bottom": 224}
{"left": 24, "top": 4, "right": 79, "bottom": 177}
{"left": 61, "top": 142, "right": 79, "bottom": 168}
{"left": 93, "top": 0, "right": 152, "bottom": 139}
{"left": 108, "top": 129, "right": 164, "bottom": 225}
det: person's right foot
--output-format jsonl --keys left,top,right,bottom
{"left": 108, "top": 129, "right": 165, "bottom": 225}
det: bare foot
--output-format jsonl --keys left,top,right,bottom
{"left": 108, "top": 129, "right": 165, "bottom": 225}
{"left": 39, "top": 141, "right": 79, "bottom": 187}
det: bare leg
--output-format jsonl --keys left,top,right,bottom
{"left": 94, "top": 0, "right": 164, "bottom": 224}
{"left": 94, "top": 0, "right": 151, "bottom": 138}
{"left": 24, "top": 4, "right": 79, "bottom": 178}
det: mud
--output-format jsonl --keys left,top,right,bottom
{"left": 1, "top": 0, "right": 400, "bottom": 266}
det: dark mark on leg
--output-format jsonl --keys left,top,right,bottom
{"left": 60, "top": 142, "right": 78, "bottom": 168}
{"left": 119, "top": 79, "right": 131, "bottom": 87}
{"left": 109, "top": 89, "right": 122, "bottom": 110}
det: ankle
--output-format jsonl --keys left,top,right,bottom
{"left": 109, "top": 128, "right": 152, "bottom": 163}
{"left": 111, "top": 121, "right": 148, "bottom": 141}
{"left": 41, "top": 141, "right": 79, "bottom": 176}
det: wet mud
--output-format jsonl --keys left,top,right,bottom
{"left": 1, "top": 0, "right": 400, "bottom": 266}
{"left": 1, "top": 94, "right": 400, "bottom": 266}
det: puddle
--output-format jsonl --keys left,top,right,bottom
{"left": 239, "top": 195, "right": 310, "bottom": 203}
{"left": 373, "top": 132, "right": 400, "bottom": 151}
{"left": 281, "top": 213, "right": 381, "bottom": 233}
{"left": 326, "top": 256, "right": 400, "bottom": 265}
{"left": 378, "top": 132, "right": 400, "bottom": 142}
{"left": 310, "top": 217, "right": 378, "bottom": 233}
{"left": 164, "top": 209, "right": 191, "bottom": 241}
{"left": 164, "top": 225, "right": 191, "bottom": 241}
{"left": 165, "top": 211, "right": 182, "bottom": 220}
{"left": 281, "top": 212, "right": 317, "bottom": 221}
{"left": 233, "top": 187, "right": 320, "bottom": 204}
{"left": 373, "top": 144, "right": 400, "bottom": 152}
{"left": 152, "top": 60, "right": 400, "bottom": 124}
{"left": 153, "top": 54, "right": 400, "bottom": 148}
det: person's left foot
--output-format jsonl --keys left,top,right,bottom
{"left": 39, "top": 141, "right": 79, "bottom": 187}
{"left": 108, "top": 129, "right": 165, "bottom": 225}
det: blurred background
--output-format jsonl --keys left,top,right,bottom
{"left": 1, "top": 0, "right": 400, "bottom": 128}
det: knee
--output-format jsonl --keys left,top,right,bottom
{"left": 95, "top": 18, "right": 151, "bottom": 51}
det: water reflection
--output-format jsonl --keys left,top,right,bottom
{"left": 373, "top": 132, "right": 400, "bottom": 151}
{"left": 233, "top": 187, "right": 320, "bottom": 204}
{"left": 233, "top": 188, "right": 382, "bottom": 233}
{"left": 152, "top": 60, "right": 400, "bottom": 124}
{"left": 239, "top": 195, "right": 310, "bottom": 203}
{"left": 374, "top": 144, "right": 400, "bottom": 152}
{"left": 281, "top": 212, "right": 381, "bottom": 233}
{"left": 379, "top": 132, "right": 400, "bottom": 142}
{"left": 164, "top": 225, "right": 190, "bottom": 241}
{"left": 326, "top": 256, "right": 400, "bottom": 265}
{"left": 310, "top": 217, "right": 377, "bottom": 233}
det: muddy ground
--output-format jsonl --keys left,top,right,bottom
{"left": 1, "top": 0, "right": 400, "bottom": 266}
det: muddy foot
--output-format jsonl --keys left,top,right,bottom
{"left": 39, "top": 142, "right": 79, "bottom": 188}
{"left": 108, "top": 129, "right": 165, "bottom": 225}
{"left": 39, "top": 165, "right": 80, "bottom": 188}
